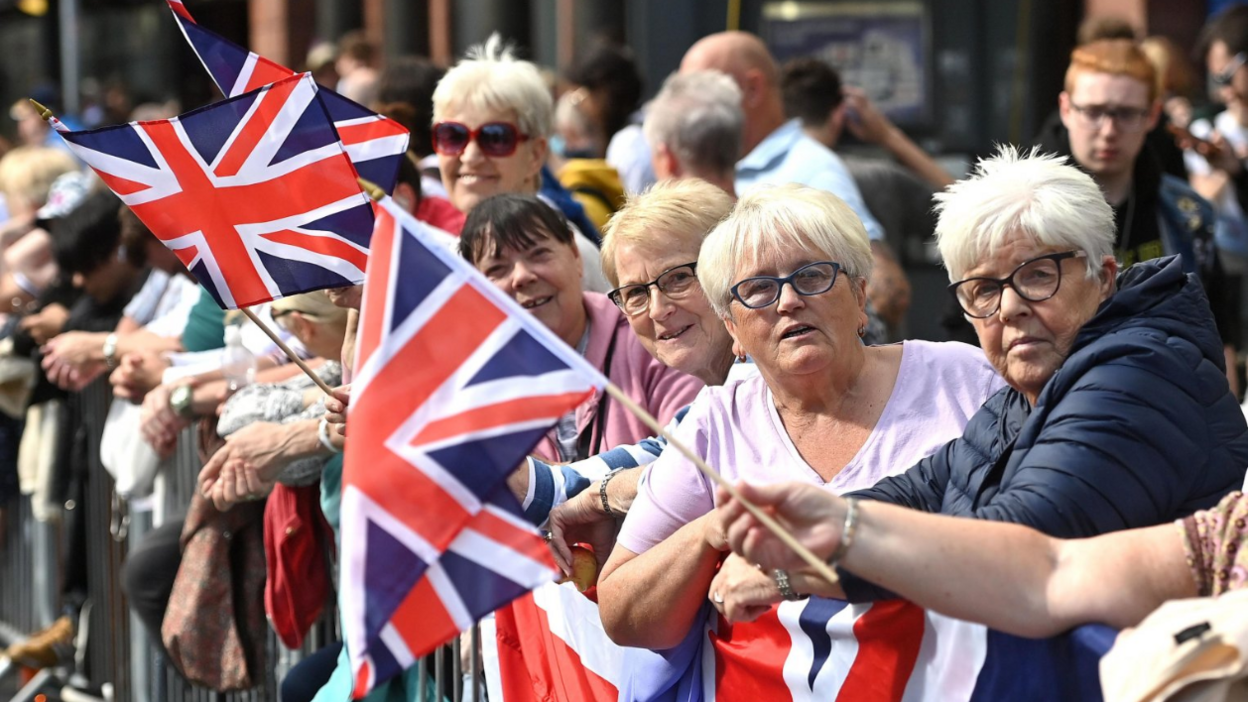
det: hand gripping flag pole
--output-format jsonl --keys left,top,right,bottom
{"left": 33, "top": 96, "right": 339, "bottom": 398}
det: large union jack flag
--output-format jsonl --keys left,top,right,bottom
{"left": 167, "top": 0, "right": 408, "bottom": 193}
{"left": 340, "top": 196, "right": 606, "bottom": 697}
{"left": 57, "top": 73, "right": 373, "bottom": 308}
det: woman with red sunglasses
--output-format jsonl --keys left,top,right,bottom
{"left": 430, "top": 34, "right": 611, "bottom": 294}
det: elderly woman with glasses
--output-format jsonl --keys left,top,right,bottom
{"left": 593, "top": 182, "right": 1003, "bottom": 672}
{"left": 431, "top": 34, "right": 610, "bottom": 293}
{"left": 704, "top": 148, "right": 1248, "bottom": 642}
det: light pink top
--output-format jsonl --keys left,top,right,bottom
{"left": 618, "top": 339, "right": 1006, "bottom": 554}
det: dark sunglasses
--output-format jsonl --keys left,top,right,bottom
{"left": 431, "top": 121, "right": 530, "bottom": 158}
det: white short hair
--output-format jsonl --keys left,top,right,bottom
{"left": 643, "top": 71, "right": 743, "bottom": 179}
{"left": 935, "top": 146, "right": 1115, "bottom": 282}
{"left": 432, "top": 34, "right": 553, "bottom": 139}
{"left": 699, "top": 183, "right": 874, "bottom": 318}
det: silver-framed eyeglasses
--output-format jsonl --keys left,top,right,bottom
{"left": 731, "top": 261, "right": 842, "bottom": 309}
{"left": 949, "top": 251, "right": 1087, "bottom": 319}
{"left": 608, "top": 262, "right": 700, "bottom": 316}
{"left": 1212, "top": 52, "right": 1248, "bottom": 87}
{"left": 1068, "top": 102, "right": 1151, "bottom": 133}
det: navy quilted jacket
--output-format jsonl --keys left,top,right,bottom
{"left": 843, "top": 255, "right": 1248, "bottom": 601}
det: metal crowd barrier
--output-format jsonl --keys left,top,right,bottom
{"left": 0, "top": 376, "right": 484, "bottom": 701}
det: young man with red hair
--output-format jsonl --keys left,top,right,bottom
{"left": 1035, "top": 39, "right": 1239, "bottom": 392}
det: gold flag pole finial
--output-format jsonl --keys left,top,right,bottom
{"left": 357, "top": 177, "right": 384, "bottom": 202}
{"left": 28, "top": 99, "right": 53, "bottom": 122}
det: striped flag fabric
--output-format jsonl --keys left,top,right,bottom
{"left": 488, "top": 591, "right": 1114, "bottom": 701}
{"left": 166, "top": 0, "right": 409, "bottom": 193}
{"left": 54, "top": 73, "right": 374, "bottom": 308}
{"left": 340, "top": 196, "right": 608, "bottom": 696}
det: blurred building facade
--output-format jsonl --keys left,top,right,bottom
{"left": 0, "top": 0, "right": 1218, "bottom": 152}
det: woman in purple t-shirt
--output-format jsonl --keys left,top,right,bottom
{"left": 596, "top": 184, "right": 1002, "bottom": 694}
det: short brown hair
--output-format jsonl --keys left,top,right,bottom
{"left": 1065, "top": 39, "right": 1158, "bottom": 102}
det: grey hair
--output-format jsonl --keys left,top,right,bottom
{"left": 643, "top": 70, "right": 743, "bottom": 179}
{"left": 699, "top": 183, "right": 874, "bottom": 319}
{"left": 935, "top": 145, "right": 1115, "bottom": 282}
{"left": 432, "top": 33, "right": 553, "bottom": 139}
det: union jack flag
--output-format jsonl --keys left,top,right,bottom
{"left": 57, "top": 73, "right": 373, "bottom": 308}
{"left": 167, "top": 0, "right": 409, "bottom": 193}
{"left": 340, "top": 196, "right": 606, "bottom": 697}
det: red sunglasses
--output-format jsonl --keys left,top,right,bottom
{"left": 431, "top": 121, "right": 531, "bottom": 157}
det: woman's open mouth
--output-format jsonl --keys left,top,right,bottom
{"left": 521, "top": 296, "right": 552, "bottom": 310}
{"left": 781, "top": 325, "right": 815, "bottom": 340}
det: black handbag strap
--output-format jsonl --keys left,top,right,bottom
{"left": 575, "top": 330, "right": 618, "bottom": 461}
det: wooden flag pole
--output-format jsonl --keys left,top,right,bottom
{"left": 240, "top": 308, "right": 337, "bottom": 397}
{"left": 603, "top": 383, "right": 841, "bottom": 586}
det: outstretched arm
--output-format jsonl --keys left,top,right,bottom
{"left": 718, "top": 481, "right": 1196, "bottom": 637}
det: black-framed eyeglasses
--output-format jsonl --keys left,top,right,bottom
{"left": 608, "top": 262, "right": 700, "bottom": 316}
{"left": 1212, "top": 52, "right": 1248, "bottom": 88}
{"left": 1068, "top": 102, "right": 1151, "bottom": 133}
{"left": 731, "top": 261, "right": 841, "bottom": 310}
{"left": 948, "top": 251, "right": 1088, "bottom": 319}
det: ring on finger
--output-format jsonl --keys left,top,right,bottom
{"left": 713, "top": 591, "right": 724, "bottom": 604}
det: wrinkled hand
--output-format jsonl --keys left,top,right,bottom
{"left": 19, "top": 304, "right": 68, "bottom": 346}
{"left": 198, "top": 422, "right": 292, "bottom": 511}
{"left": 842, "top": 86, "right": 894, "bottom": 145}
{"left": 140, "top": 383, "right": 189, "bottom": 458}
{"left": 42, "top": 332, "right": 108, "bottom": 390}
{"left": 110, "top": 350, "right": 169, "bottom": 403}
{"left": 716, "top": 481, "right": 843, "bottom": 573}
{"left": 708, "top": 553, "right": 782, "bottom": 623}
{"left": 324, "top": 384, "right": 350, "bottom": 437}
{"left": 547, "top": 486, "right": 618, "bottom": 575}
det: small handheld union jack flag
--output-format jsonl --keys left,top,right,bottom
{"left": 55, "top": 73, "right": 373, "bottom": 309}
{"left": 167, "top": 0, "right": 409, "bottom": 194}
{"left": 340, "top": 196, "right": 607, "bottom": 696}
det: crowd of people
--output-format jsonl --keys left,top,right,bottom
{"left": 2, "top": 6, "right": 1248, "bottom": 702}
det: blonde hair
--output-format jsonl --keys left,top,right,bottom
{"left": 432, "top": 34, "right": 553, "bottom": 139}
{"left": 600, "top": 178, "right": 734, "bottom": 287}
{"left": 698, "top": 183, "right": 873, "bottom": 319}
{"left": 934, "top": 145, "right": 1115, "bottom": 282}
{"left": 269, "top": 290, "right": 349, "bottom": 326}
{"left": 0, "top": 146, "right": 78, "bottom": 213}
{"left": 1065, "top": 39, "right": 1158, "bottom": 102}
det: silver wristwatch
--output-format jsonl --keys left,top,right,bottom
{"left": 169, "top": 384, "right": 194, "bottom": 418}
{"left": 772, "top": 568, "right": 803, "bottom": 601}
{"left": 103, "top": 332, "right": 119, "bottom": 369}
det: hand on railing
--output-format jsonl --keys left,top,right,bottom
{"left": 140, "top": 383, "right": 190, "bottom": 458}
{"left": 111, "top": 350, "right": 170, "bottom": 403}
{"left": 198, "top": 421, "right": 293, "bottom": 510}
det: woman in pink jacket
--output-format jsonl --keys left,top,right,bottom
{"left": 458, "top": 193, "right": 703, "bottom": 461}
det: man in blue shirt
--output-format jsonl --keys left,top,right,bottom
{"left": 680, "top": 31, "right": 885, "bottom": 241}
